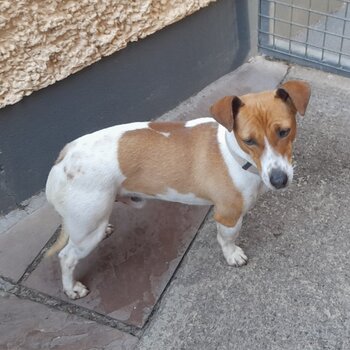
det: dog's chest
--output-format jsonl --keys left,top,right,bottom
{"left": 235, "top": 171, "right": 263, "bottom": 213}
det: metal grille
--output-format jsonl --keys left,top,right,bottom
{"left": 259, "top": 0, "right": 350, "bottom": 76}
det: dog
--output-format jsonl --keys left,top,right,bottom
{"left": 46, "top": 80, "right": 311, "bottom": 299}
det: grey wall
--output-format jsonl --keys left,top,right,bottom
{"left": 0, "top": 0, "right": 256, "bottom": 214}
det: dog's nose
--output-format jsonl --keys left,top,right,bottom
{"left": 269, "top": 169, "right": 288, "bottom": 189}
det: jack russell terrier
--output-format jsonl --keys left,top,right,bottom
{"left": 46, "top": 80, "right": 311, "bottom": 299}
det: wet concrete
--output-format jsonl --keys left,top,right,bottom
{"left": 24, "top": 201, "right": 209, "bottom": 327}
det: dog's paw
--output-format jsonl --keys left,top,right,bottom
{"left": 223, "top": 245, "right": 248, "bottom": 267}
{"left": 104, "top": 224, "right": 114, "bottom": 239}
{"left": 64, "top": 281, "right": 89, "bottom": 299}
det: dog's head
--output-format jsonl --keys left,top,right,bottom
{"left": 210, "top": 80, "right": 311, "bottom": 190}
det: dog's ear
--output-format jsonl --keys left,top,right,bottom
{"left": 209, "top": 96, "right": 244, "bottom": 131}
{"left": 275, "top": 80, "right": 311, "bottom": 116}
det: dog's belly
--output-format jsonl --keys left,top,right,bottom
{"left": 118, "top": 188, "right": 212, "bottom": 206}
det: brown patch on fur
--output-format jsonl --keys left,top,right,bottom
{"left": 118, "top": 122, "right": 244, "bottom": 226}
{"left": 55, "top": 143, "right": 70, "bottom": 165}
{"left": 278, "top": 80, "right": 311, "bottom": 116}
{"left": 214, "top": 207, "right": 242, "bottom": 227}
{"left": 210, "top": 96, "right": 243, "bottom": 132}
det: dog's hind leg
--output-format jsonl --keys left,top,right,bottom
{"left": 57, "top": 190, "right": 116, "bottom": 299}
{"left": 59, "top": 218, "right": 110, "bottom": 299}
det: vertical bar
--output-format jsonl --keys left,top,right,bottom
{"left": 305, "top": 0, "right": 312, "bottom": 57}
{"left": 338, "top": 1, "right": 349, "bottom": 66}
{"left": 273, "top": 1, "right": 277, "bottom": 49}
{"left": 321, "top": 0, "right": 330, "bottom": 61}
{"left": 258, "top": 0, "right": 262, "bottom": 46}
{"left": 288, "top": 0, "right": 294, "bottom": 54}
{"left": 259, "top": 0, "right": 272, "bottom": 48}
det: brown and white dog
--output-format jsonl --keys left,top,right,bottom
{"left": 46, "top": 80, "right": 311, "bottom": 299}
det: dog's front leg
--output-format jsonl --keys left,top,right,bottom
{"left": 215, "top": 215, "right": 247, "bottom": 267}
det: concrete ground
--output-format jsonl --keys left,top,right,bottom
{"left": 1, "top": 57, "right": 350, "bottom": 349}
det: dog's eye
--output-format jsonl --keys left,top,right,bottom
{"left": 243, "top": 138, "right": 256, "bottom": 146}
{"left": 278, "top": 128, "right": 290, "bottom": 138}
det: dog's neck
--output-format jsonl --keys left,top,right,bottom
{"left": 224, "top": 129, "right": 259, "bottom": 176}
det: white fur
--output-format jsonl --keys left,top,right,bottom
{"left": 46, "top": 122, "right": 149, "bottom": 297}
{"left": 156, "top": 188, "right": 212, "bottom": 205}
{"left": 260, "top": 137, "right": 293, "bottom": 190}
{"left": 217, "top": 126, "right": 265, "bottom": 213}
{"left": 216, "top": 218, "right": 247, "bottom": 266}
{"left": 185, "top": 117, "right": 213, "bottom": 127}
{"left": 46, "top": 122, "right": 150, "bottom": 216}
{"left": 152, "top": 130, "right": 171, "bottom": 137}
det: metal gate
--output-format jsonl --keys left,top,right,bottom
{"left": 259, "top": 0, "right": 350, "bottom": 76}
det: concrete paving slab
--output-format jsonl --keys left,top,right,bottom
{"left": 136, "top": 66, "right": 350, "bottom": 349}
{"left": 0, "top": 292, "right": 138, "bottom": 350}
{"left": 24, "top": 201, "right": 209, "bottom": 327}
{"left": 0, "top": 201, "right": 60, "bottom": 281}
{"left": 0, "top": 191, "right": 46, "bottom": 235}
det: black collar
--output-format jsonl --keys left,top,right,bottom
{"left": 225, "top": 132, "right": 260, "bottom": 176}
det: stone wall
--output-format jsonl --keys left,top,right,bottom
{"left": 0, "top": 0, "right": 215, "bottom": 108}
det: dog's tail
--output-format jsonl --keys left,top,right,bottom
{"left": 45, "top": 227, "right": 69, "bottom": 257}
